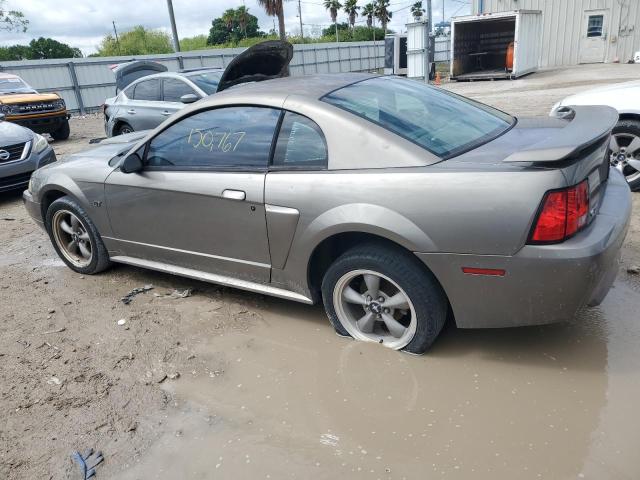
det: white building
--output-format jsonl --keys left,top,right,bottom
{"left": 471, "top": 0, "right": 640, "bottom": 66}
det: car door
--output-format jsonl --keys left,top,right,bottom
{"left": 161, "top": 77, "right": 200, "bottom": 118}
{"left": 104, "top": 105, "right": 282, "bottom": 283}
{"left": 127, "top": 78, "right": 164, "bottom": 130}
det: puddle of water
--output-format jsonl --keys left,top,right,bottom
{"left": 116, "top": 280, "right": 640, "bottom": 480}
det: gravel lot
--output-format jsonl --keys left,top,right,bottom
{"left": 1, "top": 64, "right": 640, "bottom": 480}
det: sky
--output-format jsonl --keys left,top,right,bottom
{"left": 1, "top": 0, "right": 470, "bottom": 56}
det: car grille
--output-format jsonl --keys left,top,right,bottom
{"left": 0, "top": 142, "right": 27, "bottom": 164}
{"left": 0, "top": 171, "right": 32, "bottom": 191}
{"left": 9, "top": 101, "right": 64, "bottom": 115}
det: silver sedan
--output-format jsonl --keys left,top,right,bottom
{"left": 23, "top": 72, "right": 631, "bottom": 354}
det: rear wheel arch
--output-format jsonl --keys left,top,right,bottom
{"left": 306, "top": 231, "right": 452, "bottom": 318}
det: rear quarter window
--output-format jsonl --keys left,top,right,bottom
{"left": 322, "top": 76, "right": 514, "bottom": 158}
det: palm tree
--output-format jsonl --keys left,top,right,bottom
{"left": 236, "top": 6, "right": 249, "bottom": 38}
{"left": 374, "top": 0, "right": 392, "bottom": 35}
{"left": 324, "top": 0, "right": 343, "bottom": 41}
{"left": 343, "top": 0, "right": 360, "bottom": 29}
{"left": 257, "top": 0, "right": 286, "bottom": 41}
{"left": 221, "top": 9, "right": 235, "bottom": 33}
{"left": 410, "top": 1, "right": 424, "bottom": 20}
{"left": 362, "top": 2, "right": 375, "bottom": 28}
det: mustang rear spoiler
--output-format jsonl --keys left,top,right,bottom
{"left": 503, "top": 105, "right": 618, "bottom": 163}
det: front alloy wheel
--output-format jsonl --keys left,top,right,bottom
{"left": 51, "top": 210, "right": 93, "bottom": 268}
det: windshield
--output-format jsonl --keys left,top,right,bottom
{"left": 186, "top": 71, "right": 223, "bottom": 95}
{"left": 322, "top": 76, "right": 514, "bottom": 158}
{"left": 0, "top": 77, "right": 36, "bottom": 95}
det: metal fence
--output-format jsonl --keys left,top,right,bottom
{"left": 0, "top": 41, "right": 384, "bottom": 114}
{"left": 434, "top": 36, "right": 451, "bottom": 63}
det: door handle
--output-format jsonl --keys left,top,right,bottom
{"left": 161, "top": 110, "right": 171, "bottom": 116}
{"left": 222, "top": 189, "right": 246, "bottom": 201}
{"left": 127, "top": 109, "right": 136, "bottom": 114}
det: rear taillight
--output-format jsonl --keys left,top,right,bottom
{"left": 529, "top": 180, "right": 589, "bottom": 244}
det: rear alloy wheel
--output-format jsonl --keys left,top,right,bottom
{"left": 610, "top": 119, "right": 640, "bottom": 191}
{"left": 116, "top": 122, "right": 134, "bottom": 136}
{"left": 46, "top": 196, "right": 112, "bottom": 275}
{"left": 321, "top": 244, "right": 447, "bottom": 354}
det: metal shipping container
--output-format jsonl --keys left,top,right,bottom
{"left": 450, "top": 10, "right": 543, "bottom": 80}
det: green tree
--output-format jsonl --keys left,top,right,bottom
{"left": 0, "top": 0, "right": 28, "bottom": 32}
{"left": 207, "top": 8, "right": 261, "bottom": 46}
{"left": 343, "top": 0, "right": 360, "bottom": 29}
{"left": 374, "top": 0, "right": 392, "bottom": 34}
{"left": 410, "top": 1, "right": 424, "bottom": 20}
{"left": 180, "top": 35, "right": 209, "bottom": 51}
{"left": 27, "top": 37, "right": 82, "bottom": 59}
{"left": 0, "top": 44, "right": 29, "bottom": 61}
{"left": 257, "top": 0, "right": 286, "bottom": 41}
{"left": 96, "top": 26, "right": 173, "bottom": 56}
{"left": 323, "top": 0, "right": 343, "bottom": 41}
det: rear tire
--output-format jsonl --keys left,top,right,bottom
{"left": 45, "top": 196, "right": 112, "bottom": 275}
{"left": 611, "top": 119, "right": 640, "bottom": 191}
{"left": 50, "top": 120, "right": 70, "bottom": 141}
{"left": 321, "top": 243, "right": 447, "bottom": 354}
{"left": 115, "top": 122, "right": 134, "bottom": 136}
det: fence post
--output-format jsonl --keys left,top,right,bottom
{"left": 67, "top": 61, "right": 85, "bottom": 115}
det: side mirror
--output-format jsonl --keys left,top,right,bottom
{"left": 120, "top": 152, "right": 143, "bottom": 174}
{"left": 180, "top": 93, "right": 199, "bottom": 104}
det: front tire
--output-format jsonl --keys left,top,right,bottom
{"left": 321, "top": 243, "right": 447, "bottom": 354}
{"left": 45, "top": 196, "right": 112, "bottom": 275}
{"left": 610, "top": 119, "right": 640, "bottom": 191}
{"left": 50, "top": 120, "right": 70, "bottom": 141}
{"left": 115, "top": 122, "right": 134, "bottom": 136}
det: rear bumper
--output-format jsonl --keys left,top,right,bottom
{"left": 8, "top": 112, "right": 69, "bottom": 134}
{"left": 416, "top": 169, "right": 632, "bottom": 328}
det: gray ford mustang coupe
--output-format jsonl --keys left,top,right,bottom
{"left": 23, "top": 46, "right": 631, "bottom": 354}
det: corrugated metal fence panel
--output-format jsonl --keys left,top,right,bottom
{"left": 0, "top": 41, "right": 384, "bottom": 113}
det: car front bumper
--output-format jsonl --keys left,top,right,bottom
{"left": 0, "top": 146, "right": 56, "bottom": 193}
{"left": 23, "top": 189, "right": 43, "bottom": 228}
{"left": 416, "top": 169, "right": 632, "bottom": 328}
{"left": 8, "top": 112, "right": 70, "bottom": 135}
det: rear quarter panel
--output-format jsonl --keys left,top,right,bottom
{"left": 266, "top": 165, "right": 566, "bottom": 296}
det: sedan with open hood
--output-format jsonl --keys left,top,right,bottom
{"left": 23, "top": 67, "right": 631, "bottom": 354}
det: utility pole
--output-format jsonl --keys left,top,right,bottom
{"left": 298, "top": 0, "right": 304, "bottom": 40}
{"left": 425, "top": 0, "right": 432, "bottom": 83}
{"left": 166, "top": 0, "right": 180, "bottom": 52}
{"left": 112, "top": 21, "right": 121, "bottom": 55}
{"left": 443, "top": 0, "right": 445, "bottom": 26}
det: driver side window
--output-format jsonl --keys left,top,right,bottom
{"left": 145, "top": 106, "right": 281, "bottom": 170}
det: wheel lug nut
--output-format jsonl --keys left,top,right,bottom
{"left": 384, "top": 308, "right": 390, "bottom": 313}
{"left": 378, "top": 297, "right": 384, "bottom": 302}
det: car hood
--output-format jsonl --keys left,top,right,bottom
{"left": 0, "top": 120, "right": 33, "bottom": 144}
{"left": 59, "top": 131, "right": 149, "bottom": 165}
{"left": 0, "top": 92, "right": 59, "bottom": 104}
{"left": 217, "top": 40, "right": 293, "bottom": 92}
{"left": 558, "top": 79, "right": 640, "bottom": 109}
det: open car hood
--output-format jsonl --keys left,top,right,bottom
{"left": 217, "top": 40, "right": 293, "bottom": 93}
{"left": 111, "top": 60, "right": 168, "bottom": 92}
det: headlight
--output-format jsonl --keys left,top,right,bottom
{"left": 0, "top": 104, "right": 10, "bottom": 114}
{"left": 54, "top": 98, "right": 66, "bottom": 110}
{"left": 33, "top": 134, "right": 49, "bottom": 154}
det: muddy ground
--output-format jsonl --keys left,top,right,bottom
{"left": 1, "top": 64, "right": 640, "bottom": 480}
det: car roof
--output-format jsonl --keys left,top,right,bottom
{"left": 200, "top": 72, "right": 378, "bottom": 105}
